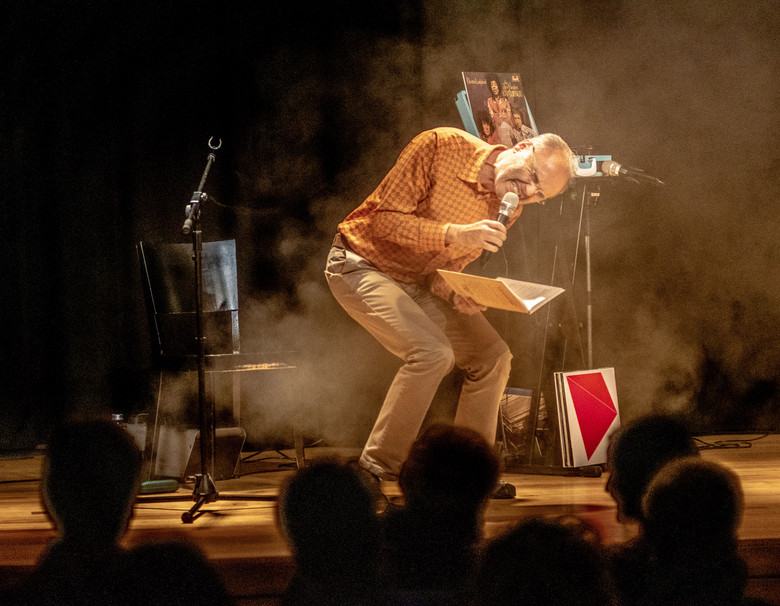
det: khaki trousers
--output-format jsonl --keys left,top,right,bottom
{"left": 325, "top": 245, "right": 512, "bottom": 478}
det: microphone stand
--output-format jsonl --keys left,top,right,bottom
{"left": 504, "top": 178, "right": 605, "bottom": 477}
{"left": 180, "top": 150, "right": 219, "bottom": 522}
{"left": 140, "top": 139, "right": 278, "bottom": 523}
{"left": 573, "top": 179, "right": 602, "bottom": 370}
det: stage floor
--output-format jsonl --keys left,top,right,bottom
{"left": 1, "top": 433, "right": 779, "bottom": 605}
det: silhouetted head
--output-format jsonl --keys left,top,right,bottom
{"left": 399, "top": 424, "right": 499, "bottom": 516}
{"left": 277, "top": 458, "right": 380, "bottom": 580}
{"left": 605, "top": 414, "right": 699, "bottom": 521}
{"left": 121, "top": 539, "right": 233, "bottom": 606}
{"left": 479, "top": 515, "right": 611, "bottom": 606}
{"left": 642, "top": 456, "right": 744, "bottom": 558}
{"left": 42, "top": 418, "right": 142, "bottom": 544}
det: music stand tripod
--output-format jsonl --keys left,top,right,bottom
{"left": 503, "top": 178, "right": 606, "bottom": 478}
{"left": 140, "top": 140, "right": 278, "bottom": 523}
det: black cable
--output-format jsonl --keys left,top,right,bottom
{"left": 205, "top": 195, "right": 284, "bottom": 218}
{"left": 240, "top": 439, "right": 323, "bottom": 463}
{"left": 694, "top": 434, "right": 770, "bottom": 450}
{"left": 240, "top": 450, "right": 291, "bottom": 463}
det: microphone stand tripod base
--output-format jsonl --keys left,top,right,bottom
{"left": 504, "top": 458, "right": 603, "bottom": 478}
{"left": 181, "top": 473, "right": 219, "bottom": 524}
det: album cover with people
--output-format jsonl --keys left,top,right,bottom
{"left": 461, "top": 72, "right": 539, "bottom": 146}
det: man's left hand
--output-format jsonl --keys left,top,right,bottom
{"left": 452, "top": 293, "right": 486, "bottom": 315}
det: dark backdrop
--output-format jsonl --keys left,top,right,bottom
{"left": 3, "top": 0, "right": 778, "bottom": 450}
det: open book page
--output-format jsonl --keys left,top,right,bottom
{"left": 437, "top": 270, "right": 564, "bottom": 314}
{"left": 496, "top": 277, "right": 564, "bottom": 313}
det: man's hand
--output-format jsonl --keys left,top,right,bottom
{"left": 445, "top": 220, "right": 507, "bottom": 252}
{"left": 452, "top": 293, "right": 486, "bottom": 315}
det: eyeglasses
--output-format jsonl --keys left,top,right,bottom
{"left": 527, "top": 145, "right": 546, "bottom": 204}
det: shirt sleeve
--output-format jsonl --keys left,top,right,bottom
{"left": 365, "top": 131, "right": 449, "bottom": 253}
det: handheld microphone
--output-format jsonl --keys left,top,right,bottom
{"left": 479, "top": 192, "right": 519, "bottom": 267}
{"left": 601, "top": 160, "right": 665, "bottom": 186}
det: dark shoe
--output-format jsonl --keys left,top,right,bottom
{"left": 349, "top": 460, "right": 390, "bottom": 512}
{"left": 491, "top": 480, "right": 516, "bottom": 499}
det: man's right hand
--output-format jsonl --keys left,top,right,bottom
{"left": 445, "top": 220, "right": 507, "bottom": 252}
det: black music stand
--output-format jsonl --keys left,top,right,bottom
{"left": 501, "top": 178, "right": 607, "bottom": 477}
{"left": 136, "top": 143, "right": 303, "bottom": 523}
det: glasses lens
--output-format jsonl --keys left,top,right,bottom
{"left": 529, "top": 147, "right": 545, "bottom": 202}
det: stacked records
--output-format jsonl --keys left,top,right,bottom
{"left": 555, "top": 368, "right": 620, "bottom": 468}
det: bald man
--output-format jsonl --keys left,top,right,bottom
{"left": 325, "top": 127, "right": 576, "bottom": 482}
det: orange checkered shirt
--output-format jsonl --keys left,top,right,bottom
{"left": 338, "top": 127, "right": 520, "bottom": 300}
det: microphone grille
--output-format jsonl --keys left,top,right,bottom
{"left": 500, "top": 192, "right": 520, "bottom": 214}
{"left": 601, "top": 160, "right": 619, "bottom": 176}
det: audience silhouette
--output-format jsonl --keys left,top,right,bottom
{"left": 119, "top": 539, "right": 235, "bottom": 606}
{"left": 609, "top": 456, "right": 749, "bottom": 606}
{"left": 4, "top": 417, "right": 142, "bottom": 605}
{"left": 2, "top": 417, "right": 234, "bottom": 606}
{"left": 478, "top": 515, "right": 613, "bottom": 606}
{"left": 605, "top": 413, "right": 699, "bottom": 522}
{"left": 380, "top": 423, "right": 500, "bottom": 605}
{"left": 277, "top": 457, "right": 384, "bottom": 606}
{"left": 1, "top": 412, "right": 770, "bottom": 605}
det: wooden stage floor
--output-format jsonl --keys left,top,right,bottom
{"left": 1, "top": 433, "right": 779, "bottom": 605}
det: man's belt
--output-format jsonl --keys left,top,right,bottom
{"left": 332, "top": 232, "right": 353, "bottom": 251}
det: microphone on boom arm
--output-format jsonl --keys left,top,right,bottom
{"left": 601, "top": 160, "right": 665, "bottom": 187}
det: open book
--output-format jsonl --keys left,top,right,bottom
{"left": 437, "top": 270, "right": 564, "bottom": 314}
